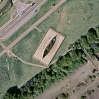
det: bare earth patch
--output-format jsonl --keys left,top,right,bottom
{"left": 57, "top": 4, "right": 68, "bottom": 31}
{"left": 33, "top": 28, "right": 65, "bottom": 66}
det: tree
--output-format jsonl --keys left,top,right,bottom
{"left": 68, "top": 39, "right": 82, "bottom": 50}
{"left": 87, "top": 28, "right": 98, "bottom": 44}
{"left": 69, "top": 50, "right": 78, "bottom": 61}
{"left": 75, "top": 39, "right": 82, "bottom": 49}
{"left": 80, "top": 95, "right": 86, "bottom": 99}
{"left": 65, "top": 53, "right": 72, "bottom": 65}
{"left": 96, "top": 26, "right": 99, "bottom": 37}
{"left": 80, "top": 35, "right": 90, "bottom": 49}
{"left": 55, "top": 93, "right": 69, "bottom": 99}
{"left": 87, "top": 89, "right": 94, "bottom": 96}
{"left": 68, "top": 43, "right": 75, "bottom": 50}
{"left": 87, "top": 49, "right": 94, "bottom": 57}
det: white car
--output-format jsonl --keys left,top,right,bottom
{"left": 19, "top": 11, "right": 25, "bottom": 16}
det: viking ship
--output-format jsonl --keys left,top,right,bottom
{"left": 43, "top": 35, "right": 57, "bottom": 58}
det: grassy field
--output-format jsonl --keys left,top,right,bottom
{"left": 3, "top": 0, "right": 60, "bottom": 46}
{"left": 0, "top": 0, "right": 12, "bottom": 27}
{"left": 0, "top": 0, "right": 61, "bottom": 98}
{"left": 6, "top": 0, "right": 99, "bottom": 93}
{"left": 0, "top": 53, "right": 43, "bottom": 98}
{"left": 0, "top": 0, "right": 99, "bottom": 98}
{"left": 0, "top": 9, "right": 11, "bottom": 27}
{"left": 11, "top": 29, "right": 46, "bottom": 64}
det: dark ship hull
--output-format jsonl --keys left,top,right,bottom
{"left": 43, "top": 35, "right": 57, "bottom": 58}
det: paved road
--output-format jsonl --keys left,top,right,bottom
{"left": 0, "top": 0, "right": 44, "bottom": 39}
{"left": 0, "top": 0, "right": 66, "bottom": 56}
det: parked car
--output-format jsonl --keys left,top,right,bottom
{"left": 19, "top": 11, "right": 25, "bottom": 16}
{"left": 35, "top": 9, "right": 37, "bottom": 12}
{"left": 31, "top": 3, "right": 35, "bottom": 6}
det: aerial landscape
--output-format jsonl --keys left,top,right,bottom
{"left": 0, "top": 0, "right": 99, "bottom": 99}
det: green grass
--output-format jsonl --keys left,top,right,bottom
{"left": 0, "top": 9, "right": 11, "bottom": 27}
{"left": 1, "top": 0, "right": 99, "bottom": 98}
{"left": 0, "top": 0, "right": 12, "bottom": 27}
{"left": 10, "top": 4, "right": 64, "bottom": 65}
{"left": 11, "top": 29, "right": 46, "bottom": 64}
{"left": 0, "top": 53, "right": 43, "bottom": 98}
{"left": 3, "top": 0, "right": 60, "bottom": 46}
{"left": 0, "top": 0, "right": 61, "bottom": 98}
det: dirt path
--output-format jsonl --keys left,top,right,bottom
{"left": 35, "top": 27, "right": 41, "bottom": 32}
{"left": 0, "top": 41, "right": 46, "bottom": 68}
{"left": 10, "top": 6, "right": 13, "bottom": 20}
{"left": 70, "top": 75, "right": 99, "bottom": 99}
{"left": 36, "top": 61, "right": 93, "bottom": 99}
{"left": 57, "top": 4, "right": 67, "bottom": 31}
{"left": 0, "top": 0, "right": 66, "bottom": 57}
{"left": 10, "top": 52, "right": 47, "bottom": 68}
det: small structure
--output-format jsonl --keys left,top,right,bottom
{"left": 33, "top": 28, "right": 65, "bottom": 66}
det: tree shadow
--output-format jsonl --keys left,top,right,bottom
{"left": 7, "top": 86, "right": 21, "bottom": 96}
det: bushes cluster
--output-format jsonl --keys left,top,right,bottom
{"left": 55, "top": 93, "right": 69, "bottom": 99}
